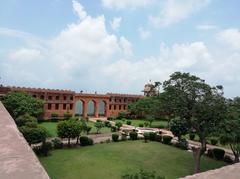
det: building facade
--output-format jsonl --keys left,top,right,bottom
{"left": 0, "top": 86, "right": 143, "bottom": 119}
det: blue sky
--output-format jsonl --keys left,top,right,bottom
{"left": 0, "top": 0, "right": 240, "bottom": 97}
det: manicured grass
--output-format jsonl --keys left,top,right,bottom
{"left": 116, "top": 119, "right": 168, "bottom": 128}
{"left": 39, "top": 141, "right": 226, "bottom": 179}
{"left": 38, "top": 121, "right": 111, "bottom": 137}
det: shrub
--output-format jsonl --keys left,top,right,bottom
{"left": 95, "top": 121, "right": 104, "bottom": 134}
{"left": 175, "top": 139, "right": 188, "bottom": 150}
{"left": 162, "top": 135, "right": 172, "bottom": 145}
{"left": 126, "top": 121, "right": 131, "bottom": 125}
{"left": 189, "top": 133, "right": 195, "bottom": 140}
{"left": 139, "top": 123, "right": 144, "bottom": 127}
{"left": 129, "top": 131, "right": 138, "bottom": 140}
{"left": 51, "top": 138, "right": 63, "bottom": 149}
{"left": 115, "top": 121, "right": 123, "bottom": 131}
{"left": 105, "top": 139, "right": 111, "bottom": 143}
{"left": 80, "top": 136, "right": 94, "bottom": 146}
{"left": 15, "top": 114, "right": 38, "bottom": 127}
{"left": 121, "top": 134, "right": 127, "bottom": 141}
{"left": 104, "top": 121, "right": 111, "bottom": 127}
{"left": 112, "top": 133, "right": 119, "bottom": 142}
{"left": 122, "top": 169, "right": 165, "bottom": 179}
{"left": 25, "top": 121, "right": 38, "bottom": 128}
{"left": 223, "top": 155, "right": 233, "bottom": 163}
{"left": 207, "top": 149, "right": 214, "bottom": 158}
{"left": 143, "top": 132, "right": 150, "bottom": 142}
{"left": 80, "top": 136, "right": 89, "bottom": 146}
{"left": 210, "top": 138, "right": 218, "bottom": 145}
{"left": 156, "top": 135, "right": 162, "bottom": 142}
{"left": 149, "top": 132, "right": 157, "bottom": 141}
{"left": 51, "top": 113, "right": 58, "bottom": 122}
{"left": 19, "top": 126, "right": 47, "bottom": 144}
{"left": 88, "top": 138, "right": 94, "bottom": 145}
{"left": 122, "top": 118, "right": 126, "bottom": 121}
{"left": 107, "top": 117, "right": 115, "bottom": 121}
{"left": 212, "top": 148, "right": 225, "bottom": 160}
{"left": 41, "top": 141, "right": 52, "bottom": 156}
{"left": 111, "top": 126, "right": 117, "bottom": 132}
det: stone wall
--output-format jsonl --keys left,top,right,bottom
{"left": 0, "top": 102, "right": 50, "bottom": 179}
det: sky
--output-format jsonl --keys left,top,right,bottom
{"left": 0, "top": 0, "right": 240, "bottom": 97}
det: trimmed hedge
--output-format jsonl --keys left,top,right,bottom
{"left": 112, "top": 133, "right": 119, "bottom": 142}
{"left": 212, "top": 148, "right": 225, "bottom": 160}
{"left": 155, "top": 135, "right": 162, "bottom": 142}
{"left": 129, "top": 131, "right": 138, "bottom": 140}
{"left": 51, "top": 138, "right": 63, "bottom": 149}
{"left": 126, "top": 121, "right": 131, "bottom": 125}
{"left": 149, "top": 132, "right": 157, "bottom": 141}
{"left": 143, "top": 132, "right": 150, "bottom": 142}
{"left": 80, "top": 136, "right": 94, "bottom": 146}
{"left": 162, "top": 135, "right": 172, "bottom": 145}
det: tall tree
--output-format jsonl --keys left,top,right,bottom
{"left": 162, "top": 72, "right": 226, "bottom": 174}
{"left": 219, "top": 97, "right": 240, "bottom": 163}
{"left": 2, "top": 92, "right": 44, "bottom": 119}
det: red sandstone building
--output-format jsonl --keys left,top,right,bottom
{"left": 0, "top": 86, "right": 143, "bottom": 119}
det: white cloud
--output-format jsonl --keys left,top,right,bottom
{"left": 138, "top": 27, "right": 151, "bottom": 39}
{"left": 196, "top": 24, "right": 216, "bottom": 30}
{"left": 150, "top": 0, "right": 210, "bottom": 27}
{"left": 72, "top": 0, "right": 87, "bottom": 20}
{"left": 102, "top": 0, "right": 152, "bottom": 10}
{"left": 9, "top": 48, "right": 42, "bottom": 61}
{"left": 217, "top": 28, "right": 240, "bottom": 50}
{"left": 119, "top": 37, "right": 133, "bottom": 56}
{"left": 110, "top": 17, "right": 122, "bottom": 31}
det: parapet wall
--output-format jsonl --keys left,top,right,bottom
{"left": 0, "top": 102, "right": 50, "bottom": 179}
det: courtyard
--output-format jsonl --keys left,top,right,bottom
{"left": 39, "top": 141, "right": 226, "bottom": 179}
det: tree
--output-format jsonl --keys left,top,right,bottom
{"left": 169, "top": 117, "right": 189, "bottom": 141}
{"left": 2, "top": 92, "right": 44, "bottom": 119}
{"left": 57, "top": 119, "right": 81, "bottom": 146}
{"left": 146, "top": 115, "right": 154, "bottom": 127}
{"left": 219, "top": 97, "right": 240, "bottom": 163}
{"left": 94, "top": 121, "right": 104, "bottom": 134}
{"left": 162, "top": 72, "right": 226, "bottom": 174}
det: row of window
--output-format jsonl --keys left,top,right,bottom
{"left": 110, "top": 98, "right": 137, "bottom": 103}
{"left": 33, "top": 94, "right": 73, "bottom": 101}
{"left": 109, "top": 104, "right": 127, "bottom": 110}
{"left": 47, "top": 103, "right": 73, "bottom": 110}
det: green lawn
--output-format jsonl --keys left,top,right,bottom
{"left": 39, "top": 141, "right": 226, "bottom": 179}
{"left": 39, "top": 121, "right": 111, "bottom": 137}
{"left": 116, "top": 119, "right": 168, "bottom": 128}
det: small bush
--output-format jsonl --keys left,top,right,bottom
{"left": 189, "top": 133, "right": 195, "bottom": 140}
{"left": 107, "top": 117, "right": 114, "bottom": 121}
{"left": 51, "top": 138, "right": 63, "bottom": 149}
{"left": 212, "top": 148, "right": 225, "bottom": 160}
{"left": 129, "top": 131, "right": 138, "bottom": 140}
{"left": 139, "top": 123, "right": 144, "bottom": 127}
{"left": 111, "top": 126, "right": 117, "bottom": 132}
{"left": 41, "top": 141, "right": 52, "bottom": 156}
{"left": 105, "top": 139, "right": 111, "bottom": 143}
{"left": 80, "top": 136, "right": 93, "bottom": 146}
{"left": 122, "top": 169, "right": 165, "bottom": 179}
{"left": 86, "top": 126, "right": 92, "bottom": 134}
{"left": 162, "top": 135, "right": 172, "bottom": 145}
{"left": 126, "top": 121, "right": 131, "bottom": 125}
{"left": 117, "top": 112, "right": 127, "bottom": 119}
{"left": 115, "top": 121, "right": 123, "bottom": 131}
{"left": 88, "top": 138, "right": 94, "bottom": 145}
{"left": 149, "top": 132, "right": 157, "bottom": 141}
{"left": 112, "top": 133, "right": 119, "bottom": 142}
{"left": 207, "top": 149, "right": 214, "bottom": 158}
{"left": 121, "top": 134, "right": 127, "bottom": 141}
{"left": 210, "top": 138, "right": 218, "bottom": 145}
{"left": 156, "top": 135, "right": 162, "bottom": 142}
{"left": 104, "top": 121, "right": 111, "bottom": 127}
{"left": 223, "top": 155, "right": 233, "bottom": 163}
{"left": 175, "top": 139, "right": 188, "bottom": 150}
{"left": 143, "top": 132, "right": 150, "bottom": 142}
